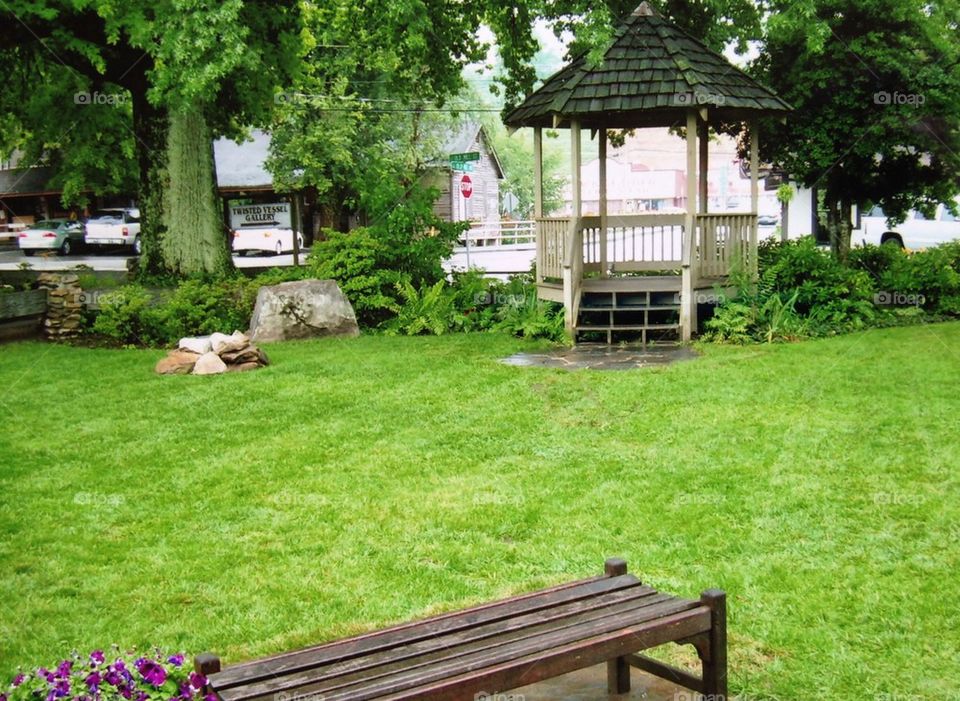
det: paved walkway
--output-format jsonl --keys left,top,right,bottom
{"left": 501, "top": 344, "right": 698, "bottom": 371}
{"left": 0, "top": 244, "right": 309, "bottom": 271}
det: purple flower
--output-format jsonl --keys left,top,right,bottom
{"left": 188, "top": 673, "right": 207, "bottom": 690}
{"left": 114, "top": 660, "right": 127, "bottom": 672}
{"left": 56, "top": 661, "right": 72, "bottom": 679}
{"left": 104, "top": 670, "right": 122, "bottom": 687}
{"left": 119, "top": 686, "right": 132, "bottom": 699}
{"left": 136, "top": 692, "right": 148, "bottom": 701}
{"left": 12, "top": 674, "right": 25, "bottom": 687}
{"left": 138, "top": 660, "right": 167, "bottom": 687}
{"left": 167, "top": 654, "right": 185, "bottom": 668}
{"left": 90, "top": 651, "right": 105, "bottom": 665}
{"left": 204, "top": 694, "right": 218, "bottom": 701}
{"left": 53, "top": 680, "right": 70, "bottom": 697}
{"left": 1, "top": 692, "right": 7, "bottom": 701}
{"left": 38, "top": 668, "right": 55, "bottom": 683}
{"left": 85, "top": 672, "right": 102, "bottom": 691}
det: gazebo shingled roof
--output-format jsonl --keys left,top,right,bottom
{"left": 504, "top": 1, "right": 791, "bottom": 129}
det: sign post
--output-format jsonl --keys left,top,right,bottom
{"left": 460, "top": 175, "right": 474, "bottom": 268}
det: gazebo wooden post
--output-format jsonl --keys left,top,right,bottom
{"left": 599, "top": 128, "right": 608, "bottom": 278}
{"left": 698, "top": 117, "right": 709, "bottom": 214}
{"left": 533, "top": 127, "right": 544, "bottom": 219}
{"left": 680, "top": 109, "right": 698, "bottom": 342}
{"left": 750, "top": 118, "right": 760, "bottom": 276}
{"left": 534, "top": 126, "right": 544, "bottom": 286}
{"left": 563, "top": 119, "right": 583, "bottom": 335}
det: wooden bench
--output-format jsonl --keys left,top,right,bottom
{"left": 196, "top": 558, "right": 727, "bottom": 701}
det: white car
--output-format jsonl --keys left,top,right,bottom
{"left": 854, "top": 198, "right": 960, "bottom": 249}
{"left": 18, "top": 219, "right": 85, "bottom": 256}
{"left": 232, "top": 226, "right": 304, "bottom": 255}
{"left": 84, "top": 208, "right": 142, "bottom": 253}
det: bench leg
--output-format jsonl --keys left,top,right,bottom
{"left": 607, "top": 656, "right": 630, "bottom": 695}
{"left": 604, "top": 557, "right": 631, "bottom": 694}
{"left": 700, "top": 589, "right": 727, "bottom": 701}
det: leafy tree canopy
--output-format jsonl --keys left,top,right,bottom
{"left": 753, "top": 0, "right": 960, "bottom": 254}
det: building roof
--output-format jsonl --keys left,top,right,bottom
{"left": 437, "top": 123, "right": 504, "bottom": 179}
{"left": 213, "top": 129, "right": 274, "bottom": 191}
{"left": 0, "top": 166, "right": 62, "bottom": 197}
{"left": 504, "top": 1, "right": 791, "bottom": 129}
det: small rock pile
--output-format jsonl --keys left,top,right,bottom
{"left": 37, "top": 273, "right": 83, "bottom": 341}
{"left": 155, "top": 331, "right": 270, "bottom": 375}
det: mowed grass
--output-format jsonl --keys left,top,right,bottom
{"left": 1, "top": 324, "right": 959, "bottom": 700}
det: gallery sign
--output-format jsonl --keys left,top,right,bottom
{"left": 229, "top": 202, "right": 291, "bottom": 229}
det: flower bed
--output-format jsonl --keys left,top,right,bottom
{"left": 4, "top": 649, "right": 213, "bottom": 701}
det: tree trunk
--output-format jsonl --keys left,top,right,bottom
{"left": 825, "top": 194, "right": 840, "bottom": 258}
{"left": 162, "top": 103, "right": 233, "bottom": 276}
{"left": 837, "top": 197, "right": 853, "bottom": 262}
{"left": 131, "top": 92, "right": 170, "bottom": 276}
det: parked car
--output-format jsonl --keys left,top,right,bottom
{"left": 18, "top": 219, "right": 85, "bottom": 256}
{"left": 232, "top": 225, "right": 304, "bottom": 255}
{"left": 854, "top": 198, "right": 960, "bottom": 249}
{"left": 84, "top": 208, "right": 141, "bottom": 253}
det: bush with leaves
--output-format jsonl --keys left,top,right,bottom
{"left": 704, "top": 271, "right": 808, "bottom": 344}
{"left": 493, "top": 292, "right": 565, "bottom": 342}
{"left": 383, "top": 280, "right": 460, "bottom": 336}
{"left": 91, "top": 285, "right": 172, "bottom": 346}
{"left": 756, "top": 237, "right": 876, "bottom": 323}
{"left": 88, "top": 269, "right": 308, "bottom": 346}
{"left": 878, "top": 242, "right": 960, "bottom": 315}
{"left": 306, "top": 193, "right": 466, "bottom": 328}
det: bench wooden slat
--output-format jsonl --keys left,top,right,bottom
{"left": 330, "top": 605, "right": 712, "bottom": 701}
{"left": 212, "top": 574, "right": 639, "bottom": 690}
{"left": 221, "top": 585, "right": 671, "bottom": 701}
{"left": 200, "top": 559, "right": 728, "bottom": 701}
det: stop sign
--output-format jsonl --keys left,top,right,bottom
{"left": 460, "top": 175, "right": 473, "bottom": 199}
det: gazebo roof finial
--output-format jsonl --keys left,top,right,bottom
{"left": 632, "top": 2, "right": 657, "bottom": 17}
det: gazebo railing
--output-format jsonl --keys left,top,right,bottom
{"left": 536, "top": 212, "right": 756, "bottom": 284}
{"left": 581, "top": 213, "right": 685, "bottom": 273}
{"left": 536, "top": 217, "right": 571, "bottom": 281}
{"left": 695, "top": 213, "right": 758, "bottom": 278}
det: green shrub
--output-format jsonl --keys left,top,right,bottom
{"left": 307, "top": 228, "right": 401, "bottom": 326}
{"left": 88, "top": 269, "right": 312, "bottom": 347}
{"left": 307, "top": 215, "right": 465, "bottom": 328}
{"left": 159, "top": 277, "right": 258, "bottom": 339}
{"left": 493, "top": 292, "right": 565, "bottom": 342}
{"left": 91, "top": 285, "right": 171, "bottom": 346}
{"left": 879, "top": 242, "right": 960, "bottom": 314}
{"left": 757, "top": 237, "right": 876, "bottom": 318}
{"left": 704, "top": 289, "right": 808, "bottom": 344}
{"left": 384, "top": 280, "right": 459, "bottom": 336}
{"left": 848, "top": 243, "right": 904, "bottom": 280}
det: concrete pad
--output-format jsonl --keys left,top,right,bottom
{"left": 501, "top": 344, "right": 698, "bottom": 371}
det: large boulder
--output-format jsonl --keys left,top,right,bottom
{"left": 210, "top": 330, "right": 249, "bottom": 355}
{"left": 192, "top": 351, "right": 228, "bottom": 375}
{"left": 155, "top": 350, "right": 200, "bottom": 375}
{"left": 179, "top": 335, "right": 212, "bottom": 355}
{"left": 248, "top": 279, "right": 359, "bottom": 343}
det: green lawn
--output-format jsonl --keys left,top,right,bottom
{"left": 1, "top": 325, "right": 959, "bottom": 700}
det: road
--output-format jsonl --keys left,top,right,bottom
{"left": 0, "top": 243, "right": 311, "bottom": 271}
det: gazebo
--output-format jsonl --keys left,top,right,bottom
{"left": 504, "top": 2, "right": 790, "bottom": 343}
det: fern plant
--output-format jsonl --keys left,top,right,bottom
{"left": 493, "top": 293, "right": 565, "bottom": 341}
{"left": 384, "top": 279, "right": 458, "bottom": 336}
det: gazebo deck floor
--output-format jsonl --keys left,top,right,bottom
{"left": 582, "top": 275, "right": 681, "bottom": 293}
